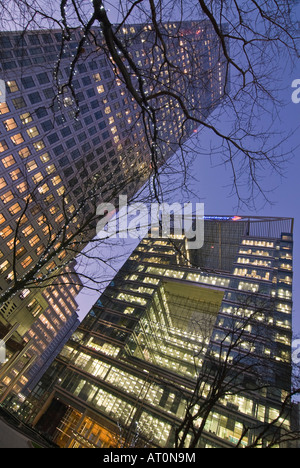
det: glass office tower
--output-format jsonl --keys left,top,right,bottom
{"left": 19, "top": 216, "right": 294, "bottom": 448}
{"left": 0, "top": 20, "right": 226, "bottom": 395}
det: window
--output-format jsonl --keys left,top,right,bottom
{"left": 40, "top": 153, "right": 50, "bottom": 163}
{"left": 13, "top": 246, "right": 24, "bottom": 261}
{"left": 48, "top": 133, "right": 59, "bottom": 144}
{"left": 37, "top": 215, "right": 46, "bottom": 226}
{"left": 0, "top": 102, "right": 10, "bottom": 115}
{"left": 9, "top": 203, "right": 21, "bottom": 215}
{"left": 63, "top": 97, "right": 73, "bottom": 107}
{"left": 29, "top": 234, "right": 40, "bottom": 247}
{"left": 12, "top": 97, "right": 26, "bottom": 109}
{"left": 0, "top": 214, "right": 6, "bottom": 225}
{"left": 0, "top": 225, "right": 13, "bottom": 239}
{"left": 20, "top": 112, "right": 33, "bottom": 125}
{"left": 28, "top": 92, "right": 42, "bottom": 104}
{"left": 82, "top": 76, "right": 91, "bottom": 86}
{"left": 43, "top": 88, "right": 55, "bottom": 99}
{"left": 41, "top": 120, "right": 54, "bottom": 132}
{"left": 37, "top": 72, "right": 50, "bottom": 85}
{"left": 32, "top": 172, "right": 43, "bottom": 184}
{"left": 38, "top": 183, "right": 49, "bottom": 194}
{"left": 27, "top": 127, "right": 39, "bottom": 138}
{"left": 49, "top": 205, "right": 59, "bottom": 215}
{"left": 17, "top": 181, "right": 28, "bottom": 193}
{"left": 0, "top": 191, "right": 14, "bottom": 204}
{"left": 0, "top": 260, "right": 10, "bottom": 274}
{"left": 2, "top": 155, "right": 15, "bottom": 167}
{"left": 22, "top": 225, "right": 34, "bottom": 237}
{"left": 11, "top": 133, "right": 24, "bottom": 145}
{"left": 51, "top": 175, "right": 61, "bottom": 186}
{"left": 44, "top": 194, "right": 54, "bottom": 205}
{"left": 57, "top": 186, "right": 65, "bottom": 196}
{"left": 18, "top": 147, "right": 31, "bottom": 159}
{"left": 33, "top": 140, "right": 45, "bottom": 151}
{"left": 26, "top": 160, "right": 38, "bottom": 172}
{"left": 93, "top": 73, "right": 101, "bottom": 82}
{"left": 0, "top": 140, "right": 8, "bottom": 153}
{"left": 35, "top": 107, "right": 48, "bottom": 119}
{"left": 45, "top": 164, "right": 56, "bottom": 174}
{"left": 21, "top": 256, "right": 33, "bottom": 269}
{"left": 3, "top": 118, "right": 17, "bottom": 131}
{"left": 0, "top": 177, "right": 7, "bottom": 189}
{"left": 21, "top": 76, "right": 35, "bottom": 89}
{"left": 6, "top": 80, "right": 19, "bottom": 93}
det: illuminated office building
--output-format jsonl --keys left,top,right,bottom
{"left": 21, "top": 216, "right": 294, "bottom": 448}
{"left": 0, "top": 266, "right": 82, "bottom": 403}
{"left": 0, "top": 20, "right": 226, "bottom": 392}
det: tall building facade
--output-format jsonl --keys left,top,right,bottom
{"left": 19, "top": 216, "right": 294, "bottom": 448}
{"left": 0, "top": 266, "right": 82, "bottom": 403}
{"left": 0, "top": 21, "right": 226, "bottom": 394}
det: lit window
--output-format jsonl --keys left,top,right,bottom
{"left": 15, "top": 246, "right": 27, "bottom": 259}
{"left": 9, "top": 169, "right": 21, "bottom": 181}
{"left": 0, "top": 177, "right": 7, "bottom": 189}
{"left": 6, "top": 80, "right": 19, "bottom": 93}
{"left": 3, "top": 118, "right": 17, "bottom": 131}
{"left": 9, "top": 203, "right": 21, "bottom": 215}
{"left": 0, "top": 214, "right": 5, "bottom": 225}
{"left": 51, "top": 175, "right": 61, "bottom": 186}
{"left": 20, "top": 112, "right": 33, "bottom": 125}
{"left": 0, "top": 260, "right": 10, "bottom": 274}
{"left": 55, "top": 213, "right": 64, "bottom": 223}
{"left": 22, "top": 225, "right": 34, "bottom": 237}
{"left": 6, "top": 238, "right": 19, "bottom": 250}
{"left": 18, "top": 147, "right": 31, "bottom": 159}
{"left": 26, "top": 160, "right": 38, "bottom": 172}
{"left": 0, "top": 102, "right": 10, "bottom": 115}
{"left": 45, "top": 164, "right": 56, "bottom": 175}
{"left": 38, "top": 183, "right": 49, "bottom": 194}
{"left": 20, "top": 289, "right": 30, "bottom": 299}
{"left": 2, "top": 155, "right": 16, "bottom": 168}
{"left": 29, "top": 235, "right": 40, "bottom": 247}
{"left": 36, "top": 245, "right": 45, "bottom": 256}
{"left": 63, "top": 97, "right": 73, "bottom": 107}
{"left": 0, "top": 191, "right": 14, "bottom": 204}
{"left": 27, "top": 127, "right": 39, "bottom": 138}
{"left": 0, "top": 140, "right": 8, "bottom": 153}
{"left": 40, "top": 153, "right": 50, "bottom": 163}
{"left": 10, "top": 133, "right": 24, "bottom": 146}
{"left": 21, "top": 256, "right": 33, "bottom": 269}
{"left": 105, "top": 106, "right": 111, "bottom": 114}
{"left": 33, "top": 140, "right": 45, "bottom": 151}
{"left": 17, "top": 181, "right": 28, "bottom": 193}
{"left": 32, "top": 172, "right": 43, "bottom": 184}
{"left": 0, "top": 225, "right": 13, "bottom": 239}
{"left": 49, "top": 205, "right": 59, "bottom": 215}
{"left": 57, "top": 186, "right": 65, "bottom": 196}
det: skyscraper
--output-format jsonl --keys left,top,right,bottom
{"left": 20, "top": 216, "right": 294, "bottom": 448}
{"left": 0, "top": 20, "right": 226, "bottom": 395}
